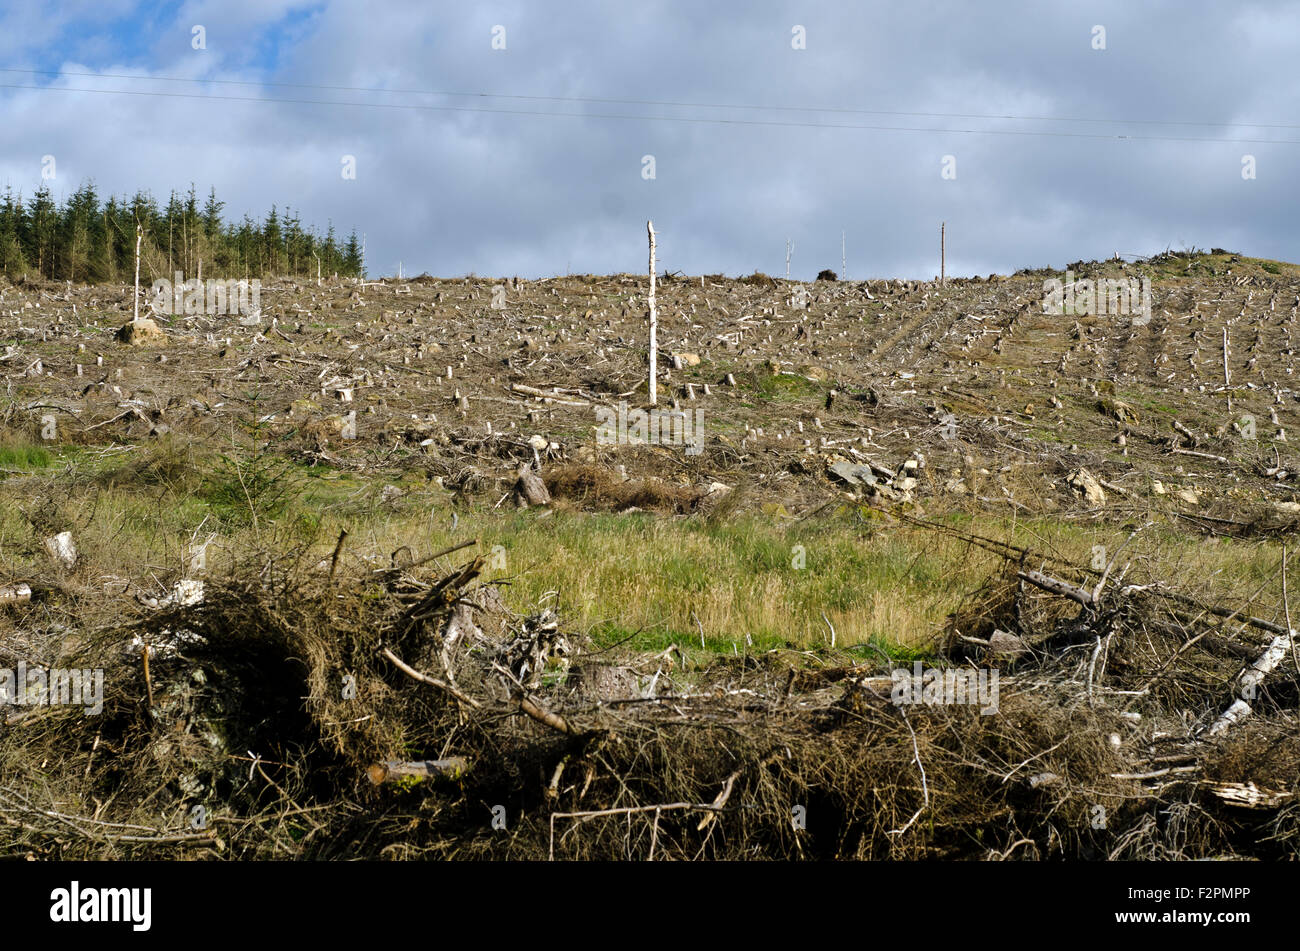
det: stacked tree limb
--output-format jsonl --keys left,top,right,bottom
{"left": 4, "top": 537, "right": 1298, "bottom": 860}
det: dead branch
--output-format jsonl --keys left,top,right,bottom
{"left": 1017, "top": 568, "right": 1096, "bottom": 607}
{"left": 380, "top": 646, "right": 482, "bottom": 709}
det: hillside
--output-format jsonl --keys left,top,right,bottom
{"left": 0, "top": 249, "right": 1297, "bottom": 861}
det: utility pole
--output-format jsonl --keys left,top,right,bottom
{"left": 940, "top": 222, "right": 946, "bottom": 285}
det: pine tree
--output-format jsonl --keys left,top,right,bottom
{"left": 202, "top": 187, "right": 224, "bottom": 241}
{"left": 343, "top": 230, "right": 363, "bottom": 277}
{"left": 323, "top": 222, "right": 339, "bottom": 277}
{"left": 0, "top": 181, "right": 363, "bottom": 283}
{"left": 262, "top": 205, "right": 282, "bottom": 277}
{"left": 26, "top": 186, "right": 57, "bottom": 277}
{"left": 0, "top": 188, "right": 30, "bottom": 275}
{"left": 59, "top": 181, "right": 99, "bottom": 282}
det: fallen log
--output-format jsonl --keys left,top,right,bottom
{"left": 509, "top": 383, "right": 589, "bottom": 406}
{"left": 367, "top": 758, "right": 469, "bottom": 785}
{"left": 1205, "top": 781, "right": 1294, "bottom": 809}
{"left": 1172, "top": 419, "right": 1199, "bottom": 447}
{"left": 1170, "top": 446, "right": 1230, "bottom": 464}
{"left": 1206, "top": 628, "right": 1295, "bottom": 736}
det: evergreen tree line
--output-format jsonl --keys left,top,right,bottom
{"left": 0, "top": 182, "right": 365, "bottom": 284}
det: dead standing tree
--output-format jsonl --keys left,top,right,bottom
{"left": 133, "top": 224, "right": 142, "bottom": 322}
{"left": 647, "top": 220, "right": 658, "bottom": 406}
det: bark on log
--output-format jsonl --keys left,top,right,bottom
{"left": 514, "top": 467, "right": 551, "bottom": 507}
{"left": 0, "top": 583, "right": 32, "bottom": 606}
{"left": 367, "top": 757, "right": 469, "bottom": 785}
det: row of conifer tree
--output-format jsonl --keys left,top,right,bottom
{"left": 0, "top": 182, "right": 364, "bottom": 284}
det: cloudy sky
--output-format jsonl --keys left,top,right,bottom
{"left": 1, "top": 1, "right": 1297, "bottom": 280}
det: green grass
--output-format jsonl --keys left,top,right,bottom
{"left": 3, "top": 439, "right": 1297, "bottom": 657}
{"left": 0, "top": 443, "right": 57, "bottom": 469}
{"left": 747, "top": 371, "right": 825, "bottom": 404}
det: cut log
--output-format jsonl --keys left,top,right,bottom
{"left": 44, "top": 532, "right": 78, "bottom": 570}
{"left": 509, "top": 383, "right": 590, "bottom": 406}
{"left": 514, "top": 466, "right": 551, "bottom": 507}
{"left": 367, "top": 757, "right": 469, "bottom": 785}
{"left": 0, "top": 582, "right": 32, "bottom": 606}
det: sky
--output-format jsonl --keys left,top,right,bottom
{"left": 0, "top": 0, "right": 1297, "bottom": 280}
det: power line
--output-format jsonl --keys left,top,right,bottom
{"left": 3, "top": 65, "right": 1297, "bottom": 131}
{"left": 3, "top": 80, "right": 1299, "bottom": 145}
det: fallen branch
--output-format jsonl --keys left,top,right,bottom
{"left": 1018, "top": 568, "right": 1096, "bottom": 607}
{"left": 327, "top": 528, "right": 348, "bottom": 581}
{"left": 1110, "top": 766, "right": 1197, "bottom": 780}
{"left": 1170, "top": 447, "right": 1230, "bottom": 464}
{"left": 550, "top": 799, "right": 734, "bottom": 861}
{"left": 696, "top": 769, "right": 742, "bottom": 831}
{"left": 515, "top": 692, "right": 575, "bottom": 734}
{"left": 1205, "top": 628, "right": 1295, "bottom": 736}
{"left": 380, "top": 646, "right": 482, "bottom": 709}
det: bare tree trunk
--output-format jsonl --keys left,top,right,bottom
{"left": 648, "top": 220, "right": 658, "bottom": 406}
{"left": 1223, "top": 327, "right": 1231, "bottom": 412}
{"left": 133, "top": 225, "right": 142, "bottom": 322}
{"left": 941, "top": 222, "right": 946, "bottom": 285}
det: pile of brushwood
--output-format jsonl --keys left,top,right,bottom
{"left": 1, "top": 528, "right": 1298, "bottom": 860}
